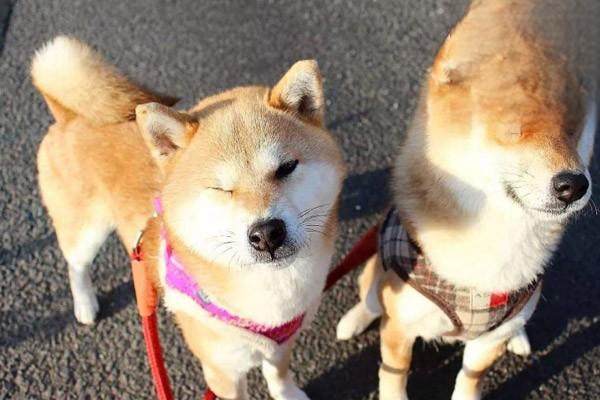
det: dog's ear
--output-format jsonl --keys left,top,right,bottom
{"left": 135, "top": 102, "right": 198, "bottom": 169}
{"left": 269, "top": 60, "right": 325, "bottom": 126}
{"left": 430, "top": 35, "right": 473, "bottom": 86}
{"left": 431, "top": 61, "right": 465, "bottom": 85}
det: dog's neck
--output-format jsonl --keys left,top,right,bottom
{"left": 152, "top": 214, "right": 332, "bottom": 327}
{"left": 394, "top": 153, "right": 565, "bottom": 293}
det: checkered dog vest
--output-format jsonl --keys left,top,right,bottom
{"left": 380, "top": 208, "right": 541, "bottom": 340}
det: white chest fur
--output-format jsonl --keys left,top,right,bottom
{"left": 418, "top": 203, "right": 563, "bottom": 293}
{"left": 158, "top": 238, "right": 332, "bottom": 327}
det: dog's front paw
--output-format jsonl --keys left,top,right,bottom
{"left": 451, "top": 370, "right": 481, "bottom": 400}
{"left": 73, "top": 292, "right": 99, "bottom": 325}
{"left": 451, "top": 391, "right": 480, "bottom": 400}
{"left": 451, "top": 382, "right": 480, "bottom": 400}
{"left": 379, "top": 367, "right": 409, "bottom": 400}
{"left": 507, "top": 328, "right": 531, "bottom": 356}
{"left": 336, "top": 302, "right": 378, "bottom": 340}
{"left": 379, "top": 387, "right": 409, "bottom": 400}
{"left": 273, "top": 384, "right": 310, "bottom": 400}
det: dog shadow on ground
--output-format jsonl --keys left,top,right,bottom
{"left": 0, "top": 233, "right": 133, "bottom": 348}
{"left": 0, "top": 278, "right": 133, "bottom": 348}
{"left": 305, "top": 333, "right": 461, "bottom": 399}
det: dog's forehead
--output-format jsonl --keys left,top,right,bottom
{"left": 253, "top": 141, "right": 284, "bottom": 171}
{"left": 204, "top": 97, "right": 287, "bottom": 138}
{"left": 207, "top": 105, "right": 293, "bottom": 187}
{"left": 192, "top": 93, "right": 329, "bottom": 188}
{"left": 213, "top": 141, "right": 283, "bottom": 188}
{"left": 215, "top": 101, "right": 299, "bottom": 155}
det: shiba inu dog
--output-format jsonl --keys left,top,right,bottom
{"left": 336, "top": 1, "right": 595, "bottom": 399}
{"left": 34, "top": 36, "right": 345, "bottom": 399}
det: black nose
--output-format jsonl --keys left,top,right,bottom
{"left": 248, "top": 219, "right": 287, "bottom": 253}
{"left": 551, "top": 171, "right": 589, "bottom": 204}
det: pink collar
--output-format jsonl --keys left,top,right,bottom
{"left": 155, "top": 198, "right": 305, "bottom": 344}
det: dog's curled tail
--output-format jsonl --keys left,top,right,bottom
{"left": 31, "top": 35, "right": 177, "bottom": 126}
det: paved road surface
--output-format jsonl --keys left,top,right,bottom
{"left": 1, "top": 0, "right": 599, "bottom": 399}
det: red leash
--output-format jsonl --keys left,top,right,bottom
{"left": 131, "top": 225, "right": 378, "bottom": 399}
{"left": 324, "top": 225, "right": 379, "bottom": 291}
{"left": 131, "top": 241, "right": 173, "bottom": 400}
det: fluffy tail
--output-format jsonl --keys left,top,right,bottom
{"left": 31, "top": 36, "right": 177, "bottom": 126}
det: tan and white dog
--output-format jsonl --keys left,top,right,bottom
{"left": 337, "top": 1, "right": 595, "bottom": 399}
{"left": 34, "top": 36, "right": 346, "bottom": 399}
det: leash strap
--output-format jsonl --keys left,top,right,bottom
{"left": 141, "top": 314, "right": 174, "bottom": 400}
{"left": 131, "top": 238, "right": 174, "bottom": 400}
{"left": 325, "top": 224, "right": 379, "bottom": 291}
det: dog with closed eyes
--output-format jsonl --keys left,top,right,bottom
{"left": 336, "top": 1, "right": 595, "bottom": 399}
{"left": 34, "top": 36, "right": 346, "bottom": 399}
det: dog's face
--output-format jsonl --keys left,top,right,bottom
{"left": 426, "top": 38, "right": 592, "bottom": 220}
{"left": 137, "top": 61, "right": 346, "bottom": 269}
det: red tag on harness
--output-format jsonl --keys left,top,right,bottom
{"left": 489, "top": 292, "right": 509, "bottom": 308}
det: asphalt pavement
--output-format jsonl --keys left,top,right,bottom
{"left": 1, "top": 0, "right": 600, "bottom": 399}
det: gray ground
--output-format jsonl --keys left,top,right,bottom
{"left": 1, "top": 0, "right": 599, "bottom": 399}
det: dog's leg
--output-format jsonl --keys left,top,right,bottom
{"left": 60, "top": 223, "right": 112, "bottom": 324}
{"left": 262, "top": 342, "right": 308, "bottom": 400}
{"left": 336, "top": 254, "right": 383, "bottom": 340}
{"left": 176, "top": 313, "right": 251, "bottom": 400}
{"left": 38, "top": 139, "right": 113, "bottom": 324}
{"left": 203, "top": 361, "right": 249, "bottom": 400}
{"left": 507, "top": 327, "right": 531, "bottom": 356}
{"left": 378, "top": 314, "right": 414, "bottom": 400}
{"left": 451, "top": 338, "right": 506, "bottom": 400}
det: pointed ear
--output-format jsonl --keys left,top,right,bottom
{"left": 135, "top": 102, "right": 198, "bottom": 165}
{"left": 431, "top": 61, "right": 464, "bottom": 85}
{"left": 430, "top": 29, "right": 486, "bottom": 87}
{"left": 268, "top": 60, "right": 325, "bottom": 125}
{"left": 429, "top": 36, "right": 469, "bottom": 86}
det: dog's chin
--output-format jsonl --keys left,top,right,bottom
{"left": 504, "top": 183, "right": 588, "bottom": 220}
{"left": 251, "top": 244, "right": 300, "bottom": 269}
{"left": 529, "top": 205, "right": 573, "bottom": 221}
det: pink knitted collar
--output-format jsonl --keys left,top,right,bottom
{"left": 155, "top": 198, "right": 305, "bottom": 344}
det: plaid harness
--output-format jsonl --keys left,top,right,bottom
{"left": 379, "top": 208, "right": 541, "bottom": 340}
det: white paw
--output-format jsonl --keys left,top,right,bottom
{"left": 379, "top": 369, "right": 409, "bottom": 400}
{"left": 336, "top": 302, "right": 378, "bottom": 340}
{"left": 273, "top": 384, "right": 310, "bottom": 400}
{"left": 73, "top": 293, "right": 99, "bottom": 325}
{"left": 451, "top": 371, "right": 481, "bottom": 400}
{"left": 380, "top": 393, "right": 409, "bottom": 400}
{"left": 451, "top": 391, "right": 480, "bottom": 400}
{"left": 379, "top": 387, "right": 409, "bottom": 400}
{"left": 507, "top": 329, "right": 531, "bottom": 356}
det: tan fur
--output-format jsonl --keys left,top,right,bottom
{"left": 32, "top": 36, "right": 177, "bottom": 126}
{"left": 455, "top": 341, "right": 506, "bottom": 397}
{"left": 177, "top": 311, "right": 249, "bottom": 399}
{"left": 37, "top": 119, "right": 159, "bottom": 249}
{"left": 268, "top": 59, "right": 325, "bottom": 126}
{"left": 35, "top": 36, "right": 345, "bottom": 399}
{"left": 154, "top": 85, "right": 342, "bottom": 307}
{"left": 397, "top": 0, "right": 589, "bottom": 274}
{"left": 357, "top": 254, "right": 381, "bottom": 301}
{"left": 339, "top": 1, "right": 594, "bottom": 399}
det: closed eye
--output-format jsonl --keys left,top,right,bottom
{"left": 275, "top": 159, "right": 299, "bottom": 180}
{"left": 208, "top": 187, "right": 233, "bottom": 195}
